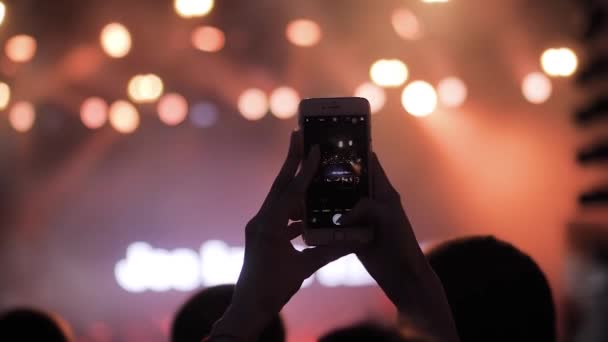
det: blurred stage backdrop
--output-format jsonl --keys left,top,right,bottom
{"left": 0, "top": 0, "right": 603, "bottom": 341}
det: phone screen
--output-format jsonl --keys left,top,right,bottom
{"left": 303, "top": 115, "right": 370, "bottom": 228}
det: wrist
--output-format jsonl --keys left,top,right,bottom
{"left": 393, "top": 269, "right": 460, "bottom": 342}
{"left": 368, "top": 252, "right": 432, "bottom": 308}
{"left": 390, "top": 268, "right": 433, "bottom": 310}
{"left": 210, "top": 298, "right": 274, "bottom": 341}
{"left": 391, "top": 262, "right": 445, "bottom": 313}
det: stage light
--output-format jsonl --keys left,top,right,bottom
{"left": 170, "top": 249, "right": 202, "bottom": 291}
{"left": 238, "top": 88, "right": 268, "bottom": 121}
{"left": 9, "top": 101, "right": 35, "bottom": 133}
{"left": 370, "top": 59, "right": 408, "bottom": 88}
{"left": 80, "top": 97, "right": 108, "bottom": 129}
{"left": 127, "top": 75, "right": 143, "bottom": 101}
{"left": 401, "top": 81, "right": 437, "bottom": 117}
{"left": 128, "top": 74, "right": 164, "bottom": 103}
{"left": 522, "top": 72, "right": 552, "bottom": 104}
{"left": 100, "top": 23, "right": 131, "bottom": 58}
{"left": 270, "top": 86, "right": 300, "bottom": 119}
{"left": 157, "top": 93, "right": 188, "bottom": 126}
{"left": 437, "top": 77, "right": 467, "bottom": 108}
{"left": 541, "top": 47, "right": 578, "bottom": 77}
{"left": 115, "top": 242, "right": 201, "bottom": 293}
{"left": 190, "top": 102, "right": 219, "bottom": 127}
{"left": 317, "top": 254, "right": 376, "bottom": 287}
{"left": 174, "top": 0, "right": 214, "bottom": 18}
{"left": 286, "top": 19, "right": 322, "bottom": 47}
{"left": 354, "top": 82, "right": 386, "bottom": 114}
{"left": 191, "top": 26, "right": 225, "bottom": 52}
{"left": 115, "top": 240, "right": 376, "bottom": 292}
{"left": 200, "top": 240, "right": 245, "bottom": 287}
{"left": 0, "top": 82, "right": 10, "bottom": 110}
{"left": 5, "top": 35, "right": 37, "bottom": 63}
{"left": 109, "top": 100, "right": 140, "bottom": 134}
{"left": 392, "top": 8, "right": 422, "bottom": 40}
{"left": 0, "top": 3, "right": 6, "bottom": 27}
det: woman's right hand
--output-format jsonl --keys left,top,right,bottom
{"left": 341, "top": 153, "right": 460, "bottom": 342}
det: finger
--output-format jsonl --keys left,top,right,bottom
{"left": 285, "top": 221, "right": 304, "bottom": 240}
{"left": 273, "top": 146, "right": 319, "bottom": 224}
{"left": 288, "top": 200, "right": 304, "bottom": 221}
{"left": 284, "top": 145, "right": 320, "bottom": 204}
{"left": 260, "top": 130, "right": 302, "bottom": 213}
{"left": 338, "top": 198, "right": 382, "bottom": 227}
{"left": 299, "top": 245, "right": 355, "bottom": 277}
{"left": 372, "top": 153, "right": 399, "bottom": 201}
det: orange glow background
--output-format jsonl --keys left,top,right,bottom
{"left": 1, "top": 1, "right": 604, "bottom": 341}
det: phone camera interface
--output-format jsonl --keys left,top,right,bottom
{"left": 304, "top": 115, "right": 369, "bottom": 228}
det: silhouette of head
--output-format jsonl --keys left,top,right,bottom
{"left": 0, "top": 308, "right": 70, "bottom": 342}
{"left": 427, "top": 236, "right": 556, "bottom": 342}
{"left": 171, "top": 284, "right": 285, "bottom": 342}
{"left": 319, "top": 322, "right": 430, "bottom": 342}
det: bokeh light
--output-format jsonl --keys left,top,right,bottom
{"left": 354, "top": 82, "right": 386, "bottom": 114}
{"left": 401, "top": 81, "right": 437, "bottom": 117}
{"left": 422, "top": 0, "right": 449, "bottom": 3}
{"left": 437, "top": 77, "right": 467, "bottom": 108}
{"left": 0, "top": 3, "right": 6, "bottom": 27}
{"left": 522, "top": 72, "right": 552, "bottom": 104}
{"left": 128, "top": 74, "right": 164, "bottom": 103}
{"left": 80, "top": 97, "right": 108, "bottom": 129}
{"left": 391, "top": 8, "right": 422, "bottom": 40}
{"left": 238, "top": 88, "right": 268, "bottom": 121}
{"left": 286, "top": 19, "right": 322, "bottom": 47}
{"left": 541, "top": 47, "right": 578, "bottom": 77}
{"left": 5, "top": 35, "right": 37, "bottom": 63}
{"left": 100, "top": 23, "right": 132, "bottom": 58}
{"left": 190, "top": 102, "right": 219, "bottom": 127}
{"left": 370, "top": 59, "right": 409, "bottom": 88}
{"left": 157, "top": 93, "right": 188, "bottom": 126}
{"left": 109, "top": 100, "right": 140, "bottom": 134}
{"left": 174, "top": 0, "right": 214, "bottom": 18}
{"left": 0, "top": 82, "right": 11, "bottom": 110}
{"left": 9, "top": 101, "right": 36, "bottom": 132}
{"left": 270, "top": 87, "right": 300, "bottom": 119}
{"left": 191, "top": 26, "right": 225, "bottom": 52}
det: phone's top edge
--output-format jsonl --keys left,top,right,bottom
{"left": 299, "top": 97, "right": 368, "bottom": 103}
{"left": 298, "top": 97, "right": 371, "bottom": 113}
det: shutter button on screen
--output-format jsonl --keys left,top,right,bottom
{"left": 332, "top": 214, "right": 344, "bottom": 241}
{"left": 332, "top": 213, "right": 342, "bottom": 226}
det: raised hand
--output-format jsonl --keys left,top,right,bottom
{"left": 341, "top": 153, "right": 460, "bottom": 342}
{"left": 209, "top": 131, "right": 353, "bottom": 341}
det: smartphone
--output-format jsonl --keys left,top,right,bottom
{"left": 299, "top": 97, "right": 373, "bottom": 246}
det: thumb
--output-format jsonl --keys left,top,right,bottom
{"left": 299, "top": 245, "right": 355, "bottom": 277}
{"left": 338, "top": 198, "right": 382, "bottom": 227}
